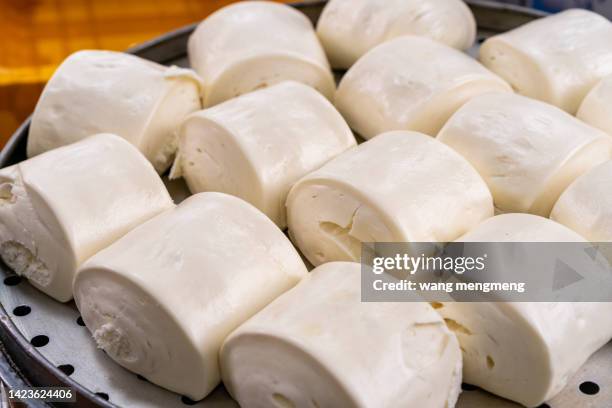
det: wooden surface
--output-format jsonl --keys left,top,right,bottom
{"left": 0, "top": 0, "right": 292, "bottom": 148}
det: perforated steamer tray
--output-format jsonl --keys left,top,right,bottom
{"left": 0, "top": 1, "right": 610, "bottom": 407}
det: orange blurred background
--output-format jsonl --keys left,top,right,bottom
{"left": 0, "top": 0, "right": 293, "bottom": 148}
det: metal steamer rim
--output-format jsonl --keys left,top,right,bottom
{"left": 0, "top": 1, "right": 609, "bottom": 407}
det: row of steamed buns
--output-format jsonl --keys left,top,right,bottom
{"left": 25, "top": 1, "right": 612, "bottom": 237}
{"left": 3, "top": 133, "right": 611, "bottom": 407}
{"left": 1, "top": 1, "right": 612, "bottom": 407}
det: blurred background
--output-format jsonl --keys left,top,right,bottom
{"left": 1, "top": 0, "right": 612, "bottom": 147}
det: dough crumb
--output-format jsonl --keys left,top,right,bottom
{"left": 0, "top": 241, "right": 51, "bottom": 287}
{"left": 93, "top": 322, "right": 134, "bottom": 363}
